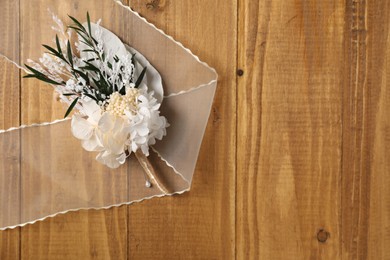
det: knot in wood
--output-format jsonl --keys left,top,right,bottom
{"left": 317, "top": 229, "right": 330, "bottom": 243}
{"left": 146, "top": 0, "right": 164, "bottom": 10}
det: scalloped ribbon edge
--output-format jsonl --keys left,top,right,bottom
{"left": 113, "top": 0, "right": 218, "bottom": 89}
{"left": 0, "top": 118, "right": 70, "bottom": 134}
{"left": 0, "top": 187, "right": 190, "bottom": 231}
{"left": 0, "top": 136, "right": 191, "bottom": 231}
{"left": 151, "top": 146, "right": 191, "bottom": 185}
{"left": 0, "top": 54, "right": 27, "bottom": 72}
{"left": 0, "top": 1, "right": 219, "bottom": 99}
{"left": 164, "top": 79, "right": 217, "bottom": 98}
{"left": 0, "top": 0, "right": 219, "bottom": 132}
{"left": 0, "top": 1, "right": 217, "bottom": 230}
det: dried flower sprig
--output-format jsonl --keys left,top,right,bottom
{"left": 23, "top": 12, "right": 147, "bottom": 118}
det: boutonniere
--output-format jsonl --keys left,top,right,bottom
{"left": 25, "top": 13, "right": 169, "bottom": 171}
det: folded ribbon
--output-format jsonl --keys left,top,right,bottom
{"left": 0, "top": 0, "right": 217, "bottom": 230}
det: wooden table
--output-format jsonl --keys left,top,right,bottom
{"left": 0, "top": 0, "right": 389, "bottom": 259}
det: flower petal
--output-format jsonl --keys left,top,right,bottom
{"left": 81, "top": 134, "right": 103, "bottom": 152}
{"left": 117, "top": 153, "right": 127, "bottom": 164}
{"left": 82, "top": 99, "right": 102, "bottom": 123}
{"left": 71, "top": 114, "right": 94, "bottom": 140}
{"left": 98, "top": 112, "right": 115, "bottom": 133}
{"left": 96, "top": 151, "right": 122, "bottom": 169}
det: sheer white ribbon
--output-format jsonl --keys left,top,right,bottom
{"left": 0, "top": 0, "right": 217, "bottom": 230}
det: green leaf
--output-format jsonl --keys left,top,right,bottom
{"left": 41, "top": 44, "right": 69, "bottom": 65}
{"left": 83, "top": 93, "right": 98, "bottom": 102}
{"left": 24, "top": 64, "right": 44, "bottom": 76}
{"left": 135, "top": 67, "right": 147, "bottom": 88}
{"left": 76, "top": 31, "right": 93, "bottom": 46}
{"left": 82, "top": 49, "right": 97, "bottom": 53}
{"left": 91, "top": 36, "right": 98, "bottom": 45}
{"left": 86, "top": 58, "right": 97, "bottom": 62}
{"left": 42, "top": 44, "right": 61, "bottom": 57}
{"left": 64, "top": 97, "right": 79, "bottom": 118}
{"left": 67, "top": 41, "right": 73, "bottom": 67}
{"left": 130, "top": 53, "right": 136, "bottom": 64}
{"left": 87, "top": 12, "right": 92, "bottom": 37}
{"left": 73, "top": 69, "right": 89, "bottom": 83}
{"left": 67, "top": 25, "right": 85, "bottom": 33}
{"left": 119, "top": 85, "right": 126, "bottom": 95}
{"left": 22, "top": 74, "right": 37, "bottom": 78}
{"left": 39, "top": 75, "right": 63, "bottom": 85}
{"left": 55, "top": 35, "right": 62, "bottom": 55}
{"left": 84, "top": 61, "right": 100, "bottom": 71}
{"left": 92, "top": 77, "right": 104, "bottom": 92}
{"left": 23, "top": 64, "right": 63, "bottom": 85}
{"left": 68, "top": 14, "right": 86, "bottom": 32}
{"left": 79, "top": 40, "right": 92, "bottom": 48}
{"left": 23, "top": 73, "right": 63, "bottom": 85}
{"left": 79, "top": 65, "right": 99, "bottom": 72}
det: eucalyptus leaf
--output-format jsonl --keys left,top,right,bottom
{"left": 68, "top": 15, "right": 86, "bottom": 32}
{"left": 64, "top": 97, "right": 79, "bottom": 118}
{"left": 82, "top": 49, "right": 97, "bottom": 53}
{"left": 55, "top": 35, "right": 62, "bottom": 55}
{"left": 42, "top": 44, "right": 61, "bottom": 57}
{"left": 135, "top": 67, "right": 147, "bottom": 88}
{"left": 24, "top": 64, "right": 62, "bottom": 85}
{"left": 87, "top": 12, "right": 92, "bottom": 37}
{"left": 67, "top": 41, "right": 73, "bottom": 67}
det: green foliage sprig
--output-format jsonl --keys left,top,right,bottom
{"left": 23, "top": 12, "right": 147, "bottom": 118}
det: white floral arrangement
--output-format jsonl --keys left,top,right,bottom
{"left": 24, "top": 12, "right": 169, "bottom": 169}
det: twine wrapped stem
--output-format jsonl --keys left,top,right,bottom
{"left": 135, "top": 150, "right": 170, "bottom": 194}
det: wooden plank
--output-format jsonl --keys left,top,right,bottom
{"left": 19, "top": 1, "right": 128, "bottom": 259}
{"left": 0, "top": 0, "right": 20, "bottom": 258}
{"left": 237, "top": 0, "right": 344, "bottom": 259}
{"left": 342, "top": 0, "right": 390, "bottom": 259}
{"left": 126, "top": 1, "right": 236, "bottom": 259}
{"left": 0, "top": 58, "right": 20, "bottom": 260}
{"left": 341, "top": 0, "right": 367, "bottom": 258}
{"left": 366, "top": 2, "right": 390, "bottom": 258}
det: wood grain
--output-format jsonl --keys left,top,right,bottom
{"left": 237, "top": 0, "right": 344, "bottom": 259}
{"left": 366, "top": 2, "right": 390, "bottom": 258}
{"left": 126, "top": 0, "right": 236, "bottom": 259}
{"left": 341, "top": 0, "right": 368, "bottom": 258}
{"left": 0, "top": 0, "right": 389, "bottom": 259}
{"left": 0, "top": 0, "right": 20, "bottom": 258}
{"left": 342, "top": 0, "right": 390, "bottom": 259}
{"left": 0, "top": 50, "right": 20, "bottom": 260}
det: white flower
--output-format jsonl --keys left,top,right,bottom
{"left": 71, "top": 85, "right": 168, "bottom": 169}
{"left": 27, "top": 15, "right": 169, "bottom": 169}
{"left": 124, "top": 85, "right": 169, "bottom": 156}
{"left": 65, "top": 79, "right": 76, "bottom": 91}
{"left": 71, "top": 100, "right": 102, "bottom": 151}
{"left": 71, "top": 100, "right": 129, "bottom": 169}
{"left": 96, "top": 151, "right": 127, "bottom": 169}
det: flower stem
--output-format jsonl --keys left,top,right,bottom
{"left": 135, "top": 150, "right": 170, "bottom": 194}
